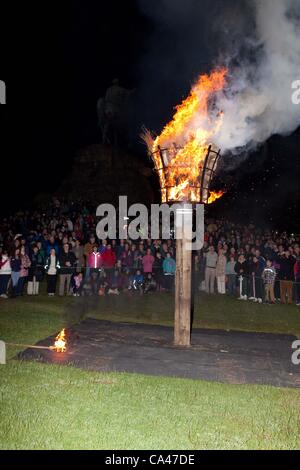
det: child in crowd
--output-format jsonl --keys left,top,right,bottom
{"left": 128, "top": 269, "right": 144, "bottom": 294}
{"left": 71, "top": 272, "right": 84, "bottom": 296}
{"left": 144, "top": 273, "right": 157, "bottom": 293}
{"left": 162, "top": 252, "right": 176, "bottom": 291}
{"left": 81, "top": 277, "right": 93, "bottom": 296}
{"left": 262, "top": 260, "right": 276, "bottom": 304}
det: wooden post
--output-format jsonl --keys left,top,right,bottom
{"left": 174, "top": 204, "right": 192, "bottom": 347}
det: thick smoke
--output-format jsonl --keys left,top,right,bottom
{"left": 138, "top": 0, "right": 300, "bottom": 155}
{"left": 213, "top": 0, "right": 300, "bottom": 153}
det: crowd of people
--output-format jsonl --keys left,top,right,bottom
{"left": 0, "top": 198, "right": 299, "bottom": 306}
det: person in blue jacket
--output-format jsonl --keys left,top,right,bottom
{"left": 128, "top": 269, "right": 144, "bottom": 294}
{"left": 163, "top": 252, "right": 176, "bottom": 290}
{"left": 45, "top": 236, "right": 59, "bottom": 256}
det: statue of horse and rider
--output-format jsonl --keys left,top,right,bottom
{"left": 97, "top": 79, "right": 135, "bottom": 146}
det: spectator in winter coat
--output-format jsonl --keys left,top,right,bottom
{"left": 255, "top": 250, "right": 266, "bottom": 271}
{"left": 83, "top": 235, "right": 98, "bottom": 278}
{"left": 152, "top": 252, "right": 163, "bottom": 290}
{"left": 216, "top": 248, "right": 227, "bottom": 294}
{"left": 142, "top": 249, "right": 155, "bottom": 274}
{"left": 36, "top": 241, "right": 45, "bottom": 260}
{"left": 135, "top": 243, "right": 145, "bottom": 269}
{"left": 204, "top": 245, "right": 218, "bottom": 294}
{"left": 163, "top": 252, "right": 176, "bottom": 274}
{"left": 109, "top": 265, "right": 125, "bottom": 292}
{"left": 121, "top": 243, "right": 134, "bottom": 270}
{"left": 101, "top": 244, "right": 116, "bottom": 285}
{"left": 248, "top": 256, "right": 264, "bottom": 302}
{"left": 235, "top": 254, "right": 249, "bottom": 299}
{"left": 71, "top": 272, "right": 83, "bottom": 296}
{"left": 11, "top": 248, "right": 22, "bottom": 296}
{"left": 87, "top": 246, "right": 102, "bottom": 271}
{"left": 44, "top": 248, "right": 60, "bottom": 295}
{"left": 58, "top": 243, "right": 76, "bottom": 296}
{"left": 0, "top": 251, "right": 11, "bottom": 298}
{"left": 128, "top": 269, "right": 144, "bottom": 294}
{"left": 87, "top": 246, "right": 103, "bottom": 289}
{"left": 126, "top": 243, "right": 140, "bottom": 273}
{"left": 27, "top": 245, "right": 44, "bottom": 295}
{"left": 262, "top": 260, "right": 276, "bottom": 303}
{"left": 225, "top": 255, "right": 236, "bottom": 296}
{"left": 162, "top": 252, "right": 176, "bottom": 291}
{"left": 101, "top": 245, "right": 116, "bottom": 269}
{"left": 73, "top": 239, "right": 85, "bottom": 272}
{"left": 83, "top": 235, "right": 98, "bottom": 265}
{"left": 144, "top": 273, "right": 157, "bottom": 293}
{"left": 18, "top": 246, "right": 31, "bottom": 295}
{"left": 130, "top": 244, "right": 139, "bottom": 269}
{"left": 278, "top": 252, "right": 295, "bottom": 304}
{"left": 116, "top": 239, "right": 125, "bottom": 260}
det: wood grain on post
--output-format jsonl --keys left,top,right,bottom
{"left": 174, "top": 205, "right": 192, "bottom": 347}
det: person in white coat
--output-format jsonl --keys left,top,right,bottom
{"left": 0, "top": 251, "right": 12, "bottom": 298}
{"left": 216, "top": 248, "right": 227, "bottom": 294}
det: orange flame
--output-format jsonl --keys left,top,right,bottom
{"left": 51, "top": 328, "right": 67, "bottom": 353}
{"left": 207, "top": 190, "right": 225, "bottom": 204}
{"left": 149, "top": 68, "right": 227, "bottom": 202}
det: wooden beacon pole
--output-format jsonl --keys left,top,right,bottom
{"left": 174, "top": 203, "right": 192, "bottom": 347}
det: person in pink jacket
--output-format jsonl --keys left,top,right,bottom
{"left": 142, "top": 248, "right": 155, "bottom": 274}
{"left": 87, "top": 246, "right": 102, "bottom": 272}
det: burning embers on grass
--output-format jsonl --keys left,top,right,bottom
{"left": 142, "top": 68, "right": 227, "bottom": 203}
{"left": 50, "top": 328, "right": 67, "bottom": 353}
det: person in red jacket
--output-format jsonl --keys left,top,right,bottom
{"left": 101, "top": 244, "right": 116, "bottom": 268}
{"left": 101, "top": 244, "right": 117, "bottom": 285}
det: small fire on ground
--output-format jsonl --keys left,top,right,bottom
{"left": 50, "top": 328, "right": 67, "bottom": 353}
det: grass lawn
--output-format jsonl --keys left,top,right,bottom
{"left": 0, "top": 292, "right": 300, "bottom": 449}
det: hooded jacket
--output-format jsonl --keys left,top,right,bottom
{"left": 87, "top": 252, "right": 102, "bottom": 269}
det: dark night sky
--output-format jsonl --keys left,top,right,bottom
{"left": 0, "top": 0, "right": 299, "bottom": 229}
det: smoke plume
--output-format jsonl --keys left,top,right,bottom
{"left": 213, "top": 0, "right": 300, "bottom": 153}
{"left": 138, "top": 0, "right": 300, "bottom": 155}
